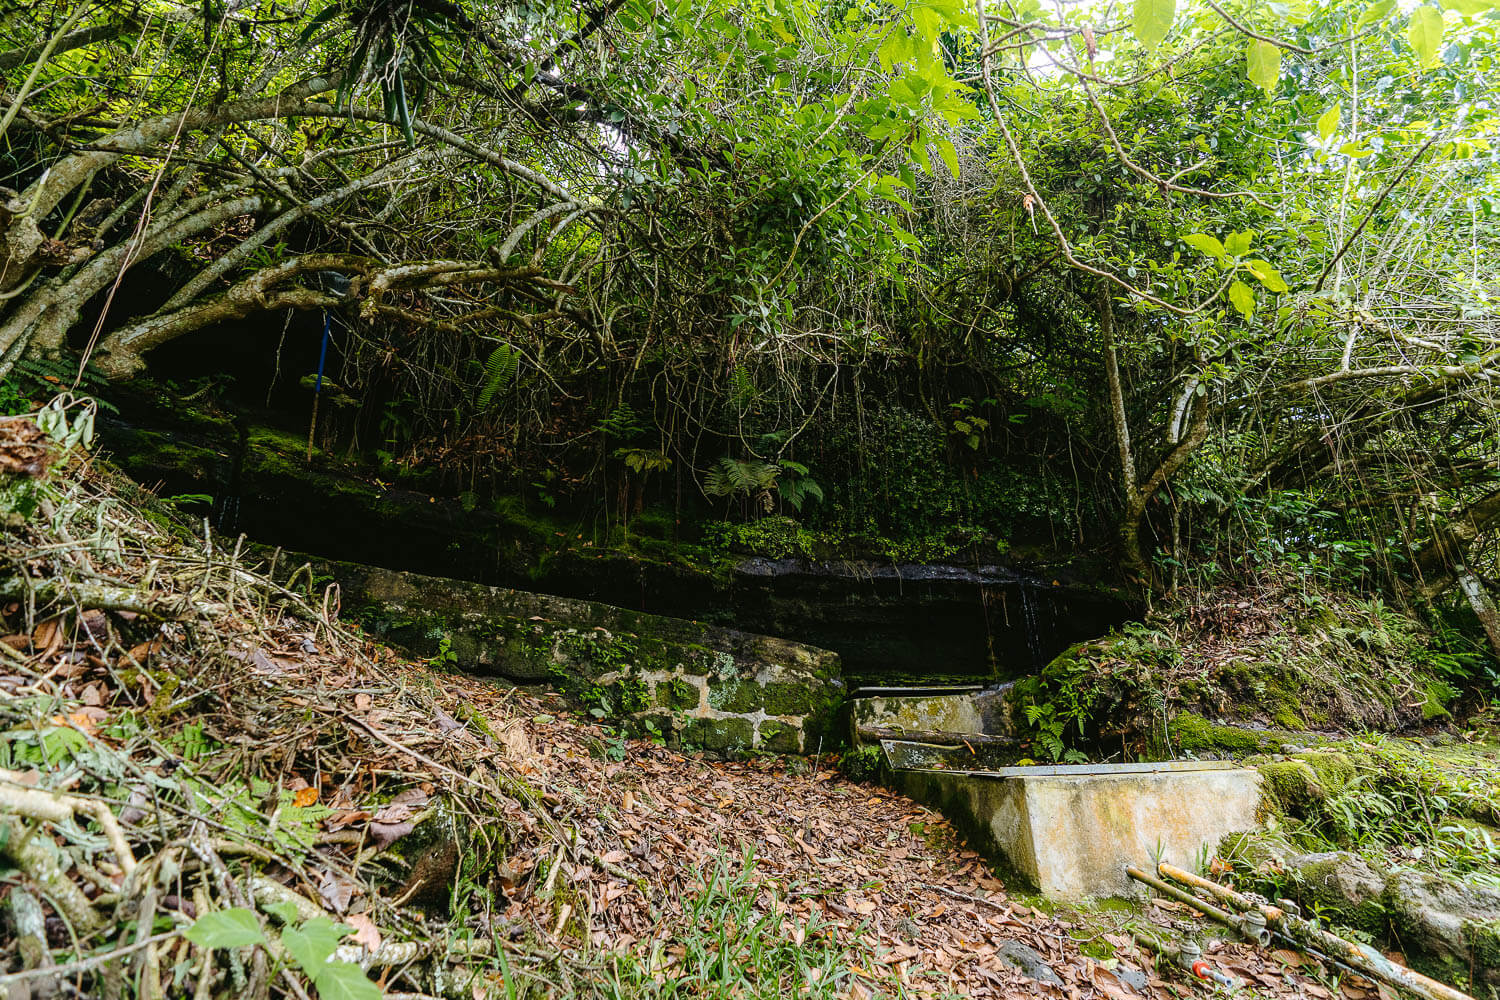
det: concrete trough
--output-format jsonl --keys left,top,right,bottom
{"left": 887, "top": 747, "right": 1262, "bottom": 901}
{"left": 850, "top": 685, "right": 1015, "bottom": 739}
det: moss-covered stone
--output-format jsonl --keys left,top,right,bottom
{"left": 320, "top": 560, "right": 846, "bottom": 757}
{"left": 1297, "top": 750, "right": 1356, "bottom": 792}
{"left": 1257, "top": 759, "right": 1326, "bottom": 816}
{"left": 758, "top": 720, "right": 801, "bottom": 754}
{"left": 707, "top": 679, "right": 763, "bottom": 713}
{"left": 1168, "top": 712, "right": 1282, "bottom": 757}
{"left": 682, "top": 716, "right": 754, "bottom": 755}
{"left": 1290, "top": 851, "right": 1390, "bottom": 938}
{"left": 763, "top": 680, "right": 818, "bottom": 716}
{"left": 657, "top": 676, "right": 701, "bottom": 710}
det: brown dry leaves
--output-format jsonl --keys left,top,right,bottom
{"left": 436, "top": 670, "right": 1344, "bottom": 1000}
{"left": 0, "top": 416, "right": 52, "bottom": 479}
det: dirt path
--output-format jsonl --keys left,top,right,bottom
{"left": 450, "top": 672, "right": 1347, "bottom": 1000}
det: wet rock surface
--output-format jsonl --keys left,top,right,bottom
{"left": 996, "top": 939, "right": 1063, "bottom": 985}
{"left": 1238, "top": 842, "right": 1500, "bottom": 991}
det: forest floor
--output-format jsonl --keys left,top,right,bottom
{"left": 0, "top": 421, "right": 1451, "bottom": 999}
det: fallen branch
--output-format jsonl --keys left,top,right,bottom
{"left": 0, "top": 778, "right": 138, "bottom": 877}
{"left": 0, "top": 576, "right": 227, "bottom": 619}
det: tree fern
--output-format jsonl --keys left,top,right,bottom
{"left": 477, "top": 343, "right": 519, "bottom": 409}
{"left": 703, "top": 457, "right": 779, "bottom": 498}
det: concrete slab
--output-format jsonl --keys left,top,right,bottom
{"left": 889, "top": 751, "right": 1261, "bottom": 901}
{"left": 851, "top": 685, "right": 1016, "bottom": 738}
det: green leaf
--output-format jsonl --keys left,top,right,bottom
{"left": 1446, "top": 0, "right": 1496, "bottom": 15}
{"left": 1132, "top": 0, "right": 1175, "bottom": 47}
{"left": 909, "top": 136, "right": 931, "bottom": 174}
{"left": 312, "top": 961, "right": 383, "bottom": 1000}
{"left": 1407, "top": 6, "right": 1444, "bottom": 70}
{"left": 262, "top": 901, "right": 302, "bottom": 926}
{"left": 1224, "top": 230, "right": 1254, "bottom": 256}
{"left": 935, "top": 137, "right": 960, "bottom": 178}
{"left": 1356, "top": 0, "right": 1395, "bottom": 25}
{"left": 1244, "top": 260, "right": 1289, "bottom": 293}
{"left": 1183, "top": 233, "right": 1226, "bottom": 258}
{"left": 1246, "top": 40, "right": 1281, "bottom": 94}
{"left": 280, "top": 917, "right": 347, "bottom": 972}
{"left": 877, "top": 29, "right": 913, "bottom": 71}
{"left": 1228, "top": 279, "right": 1256, "bottom": 318}
{"left": 1316, "top": 103, "right": 1340, "bottom": 141}
{"left": 184, "top": 909, "right": 265, "bottom": 950}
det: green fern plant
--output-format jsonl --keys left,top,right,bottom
{"left": 729, "top": 364, "right": 755, "bottom": 412}
{"left": 477, "top": 343, "right": 520, "bottom": 409}
{"left": 776, "top": 460, "right": 824, "bottom": 512}
{"left": 704, "top": 457, "right": 780, "bottom": 513}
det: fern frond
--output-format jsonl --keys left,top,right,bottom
{"left": 477, "top": 343, "right": 520, "bottom": 409}
{"left": 704, "top": 457, "right": 779, "bottom": 498}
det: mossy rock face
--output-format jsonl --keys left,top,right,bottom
{"left": 324, "top": 560, "right": 845, "bottom": 757}
{"left": 1257, "top": 759, "right": 1327, "bottom": 816}
{"left": 681, "top": 716, "right": 755, "bottom": 756}
{"left": 707, "top": 679, "right": 763, "bottom": 714}
{"left": 1288, "top": 851, "right": 1390, "bottom": 938}
{"left": 1168, "top": 713, "right": 1283, "bottom": 757}
{"left": 658, "top": 677, "right": 701, "bottom": 710}
{"left": 758, "top": 720, "right": 802, "bottom": 754}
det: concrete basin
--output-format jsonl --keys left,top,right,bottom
{"left": 888, "top": 750, "right": 1262, "bottom": 901}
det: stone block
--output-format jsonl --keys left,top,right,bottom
{"left": 894, "top": 759, "right": 1261, "bottom": 901}
{"left": 758, "top": 720, "right": 802, "bottom": 754}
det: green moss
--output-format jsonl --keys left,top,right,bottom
{"left": 657, "top": 677, "right": 700, "bottom": 710}
{"left": 1297, "top": 750, "right": 1356, "bottom": 792}
{"left": 1420, "top": 680, "right": 1455, "bottom": 719}
{"left": 1168, "top": 712, "right": 1281, "bottom": 756}
{"left": 1257, "top": 759, "right": 1326, "bottom": 817}
{"left": 838, "top": 745, "right": 885, "bottom": 783}
{"left": 762, "top": 681, "right": 816, "bottom": 717}
{"left": 1290, "top": 855, "right": 1389, "bottom": 938}
{"left": 681, "top": 716, "right": 754, "bottom": 756}
{"left": 707, "top": 679, "right": 763, "bottom": 713}
{"left": 758, "top": 720, "right": 802, "bottom": 754}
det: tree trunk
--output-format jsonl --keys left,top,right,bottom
{"left": 1455, "top": 567, "right": 1500, "bottom": 660}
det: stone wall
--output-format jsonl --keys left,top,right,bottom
{"left": 318, "top": 560, "right": 845, "bottom": 756}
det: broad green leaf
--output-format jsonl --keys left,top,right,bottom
{"left": 263, "top": 901, "right": 302, "bottom": 925}
{"left": 1228, "top": 279, "right": 1255, "bottom": 318}
{"left": 1224, "top": 230, "right": 1254, "bottom": 256}
{"left": 1356, "top": 0, "right": 1395, "bottom": 25}
{"left": 1244, "top": 260, "right": 1289, "bottom": 293}
{"left": 1407, "top": 6, "right": 1444, "bottom": 70}
{"left": 877, "top": 29, "right": 913, "bottom": 71}
{"left": 1183, "top": 233, "right": 1226, "bottom": 258}
{"left": 184, "top": 909, "right": 265, "bottom": 950}
{"left": 935, "top": 137, "right": 960, "bottom": 178}
{"left": 280, "top": 917, "right": 347, "bottom": 972}
{"left": 1317, "top": 103, "right": 1340, "bottom": 141}
{"left": 1133, "top": 0, "right": 1175, "bottom": 47}
{"left": 910, "top": 136, "right": 931, "bottom": 174}
{"left": 1246, "top": 40, "right": 1281, "bottom": 94}
{"left": 912, "top": 6, "right": 944, "bottom": 43}
{"left": 1446, "top": 0, "right": 1496, "bottom": 15}
{"left": 311, "top": 961, "right": 382, "bottom": 1000}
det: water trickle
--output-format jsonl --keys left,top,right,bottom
{"left": 214, "top": 494, "right": 241, "bottom": 533}
{"left": 1020, "top": 584, "right": 1042, "bottom": 670}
